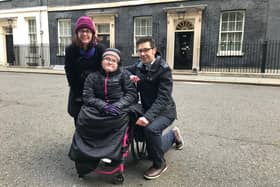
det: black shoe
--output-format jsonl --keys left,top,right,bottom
{"left": 143, "top": 163, "right": 168, "bottom": 180}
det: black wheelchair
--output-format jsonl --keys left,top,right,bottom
{"left": 109, "top": 125, "right": 147, "bottom": 185}
{"left": 111, "top": 106, "right": 148, "bottom": 184}
{"left": 130, "top": 125, "right": 148, "bottom": 161}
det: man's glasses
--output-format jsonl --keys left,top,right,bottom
{"left": 136, "top": 48, "right": 153, "bottom": 54}
{"left": 103, "top": 57, "right": 118, "bottom": 64}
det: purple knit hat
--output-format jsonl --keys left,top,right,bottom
{"left": 75, "top": 16, "right": 96, "bottom": 34}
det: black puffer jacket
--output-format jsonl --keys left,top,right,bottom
{"left": 126, "top": 55, "right": 177, "bottom": 122}
{"left": 82, "top": 68, "right": 138, "bottom": 113}
{"left": 64, "top": 43, "right": 105, "bottom": 99}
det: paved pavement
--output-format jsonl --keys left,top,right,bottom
{"left": 1, "top": 72, "right": 280, "bottom": 187}
{"left": 1, "top": 65, "right": 280, "bottom": 86}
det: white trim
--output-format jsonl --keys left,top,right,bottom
{"left": 163, "top": 4, "right": 207, "bottom": 12}
{"left": 166, "top": 9, "right": 203, "bottom": 71}
{"left": 0, "top": 6, "right": 47, "bottom": 15}
{"left": 217, "top": 51, "right": 244, "bottom": 56}
{"left": 218, "top": 10, "right": 245, "bottom": 55}
{"left": 48, "top": 0, "right": 189, "bottom": 12}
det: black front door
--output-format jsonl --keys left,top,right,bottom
{"left": 174, "top": 32, "right": 194, "bottom": 69}
{"left": 5, "top": 34, "right": 15, "bottom": 65}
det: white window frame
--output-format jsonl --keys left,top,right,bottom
{"left": 217, "top": 10, "right": 245, "bottom": 56}
{"left": 27, "top": 18, "right": 38, "bottom": 55}
{"left": 89, "top": 14, "right": 116, "bottom": 48}
{"left": 96, "top": 23, "right": 110, "bottom": 36}
{"left": 133, "top": 16, "right": 152, "bottom": 55}
{"left": 96, "top": 23, "right": 110, "bottom": 47}
{"left": 57, "top": 19, "right": 72, "bottom": 56}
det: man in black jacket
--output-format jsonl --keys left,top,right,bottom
{"left": 127, "top": 36, "right": 184, "bottom": 180}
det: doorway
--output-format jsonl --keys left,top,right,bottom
{"left": 173, "top": 31, "right": 194, "bottom": 69}
{"left": 5, "top": 33, "right": 15, "bottom": 65}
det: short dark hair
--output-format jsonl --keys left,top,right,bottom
{"left": 136, "top": 36, "right": 156, "bottom": 48}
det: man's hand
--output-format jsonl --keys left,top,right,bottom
{"left": 130, "top": 75, "right": 141, "bottom": 83}
{"left": 136, "top": 117, "right": 149, "bottom": 127}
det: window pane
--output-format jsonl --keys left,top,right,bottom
{"left": 134, "top": 16, "right": 152, "bottom": 53}
{"left": 220, "top": 42, "right": 227, "bottom": 50}
{"left": 28, "top": 19, "right": 37, "bottom": 48}
{"left": 137, "top": 26, "right": 141, "bottom": 35}
{"left": 229, "top": 12, "right": 235, "bottom": 21}
{"left": 58, "top": 19, "right": 71, "bottom": 55}
{"left": 235, "top": 32, "right": 242, "bottom": 42}
{"left": 229, "top": 22, "right": 235, "bottom": 31}
{"left": 236, "top": 12, "right": 243, "bottom": 21}
{"left": 219, "top": 11, "right": 245, "bottom": 54}
{"left": 221, "top": 22, "right": 228, "bottom": 31}
{"left": 97, "top": 24, "right": 110, "bottom": 33}
{"left": 228, "top": 41, "right": 234, "bottom": 50}
{"left": 228, "top": 33, "right": 234, "bottom": 42}
{"left": 135, "top": 17, "right": 152, "bottom": 36}
{"left": 141, "top": 26, "right": 145, "bottom": 35}
{"left": 236, "top": 21, "right": 243, "bottom": 31}
{"left": 28, "top": 19, "right": 36, "bottom": 33}
{"left": 222, "top": 12, "right": 229, "bottom": 21}
{"left": 221, "top": 34, "right": 227, "bottom": 42}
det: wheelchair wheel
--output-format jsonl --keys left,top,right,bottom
{"left": 131, "top": 138, "right": 148, "bottom": 160}
{"left": 112, "top": 173, "right": 124, "bottom": 184}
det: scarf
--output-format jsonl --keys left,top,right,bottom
{"left": 79, "top": 46, "right": 96, "bottom": 59}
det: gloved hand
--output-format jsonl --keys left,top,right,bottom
{"left": 103, "top": 104, "right": 121, "bottom": 116}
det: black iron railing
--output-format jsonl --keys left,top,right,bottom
{"left": 10, "top": 41, "right": 280, "bottom": 74}
{"left": 200, "top": 40, "right": 280, "bottom": 74}
{"left": 12, "top": 44, "right": 50, "bottom": 67}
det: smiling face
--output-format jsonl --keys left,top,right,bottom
{"left": 137, "top": 41, "right": 157, "bottom": 64}
{"left": 102, "top": 54, "right": 119, "bottom": 73}
{"left": 77, "top": 28, "right": 93, "bottom": 47}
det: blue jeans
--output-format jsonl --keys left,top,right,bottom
{"left": 143, "top": 116, "right": 176, "bottom": 168}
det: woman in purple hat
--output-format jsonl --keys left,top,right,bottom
{"left": 65, "top": 16, "right": 105, "bottom": 124}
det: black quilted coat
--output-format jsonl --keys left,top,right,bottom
{"left": 65, "top": 43, "right": 105, "bottom": 118}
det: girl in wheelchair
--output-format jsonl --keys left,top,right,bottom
{"left": 68, "top": 48, "right": 139, "bottom": 184}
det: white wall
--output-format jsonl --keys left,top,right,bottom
{"left": 0, "top": 25, "right": 7, "bottom": 65}
{"left": 0, "top": 6, "right": 50, "bottom": 66}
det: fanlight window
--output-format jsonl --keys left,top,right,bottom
{"left": 176, "top": 20, "right": 194, "bottom": 30}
